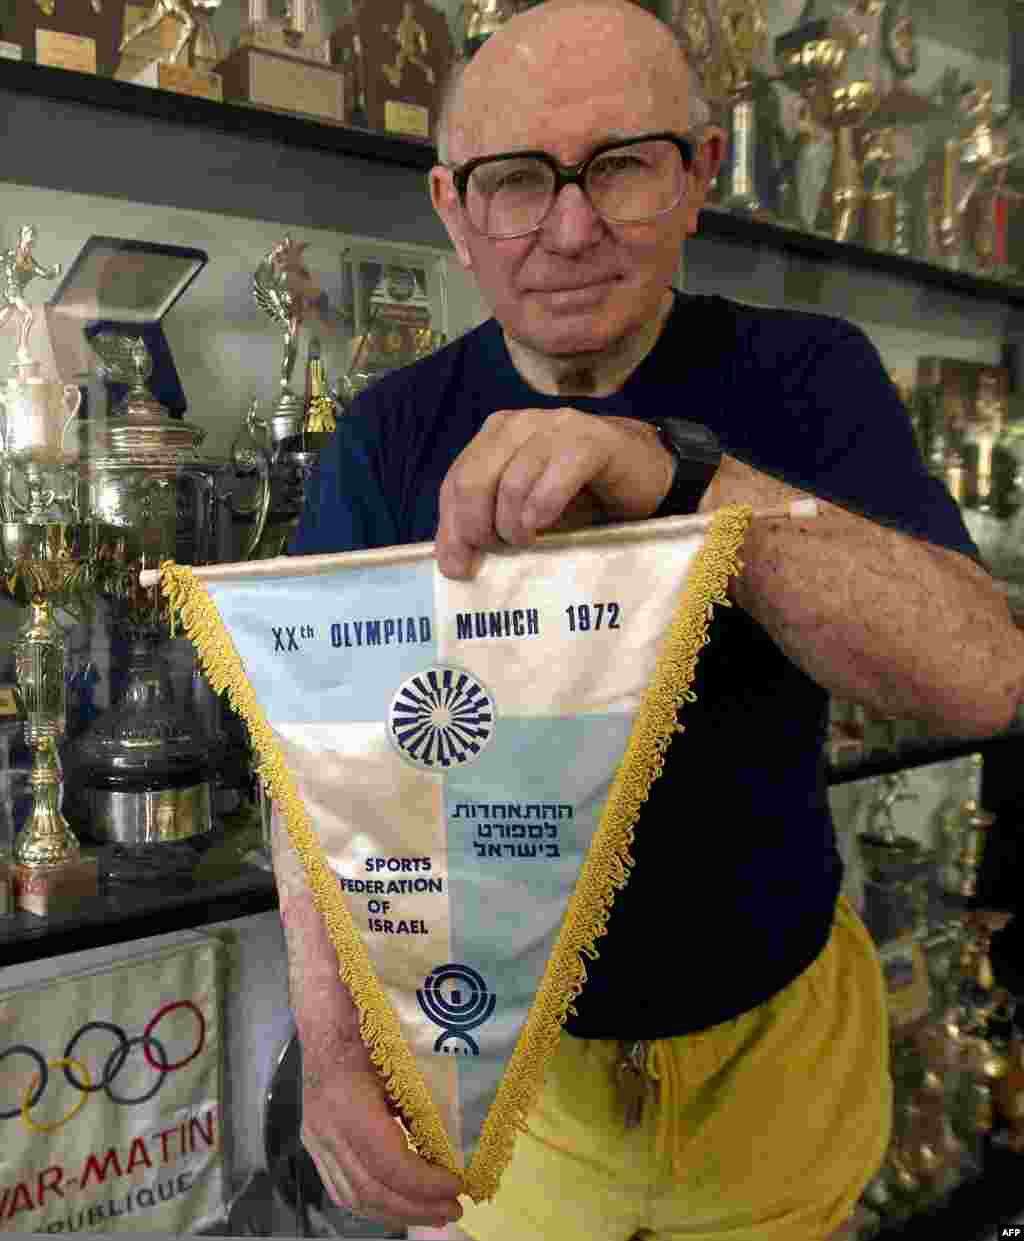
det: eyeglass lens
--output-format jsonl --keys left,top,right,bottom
{"left": 464, "top": 139, "right": 687, "bottom": 238}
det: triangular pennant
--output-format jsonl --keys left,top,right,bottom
{"left": 157, "top": 505, "right": 752, "bottom": 1203}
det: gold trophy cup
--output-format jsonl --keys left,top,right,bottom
{"left": 3, "top": 521, "right": 120, "bottom": 913}
{"left": 777, "top": 22, "right": 878, "bottom": 241}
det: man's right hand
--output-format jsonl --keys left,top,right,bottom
{"left": 300, "top": 1036, "right": 465, "bottom": 1230}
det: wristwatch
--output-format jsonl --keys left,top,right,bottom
{"left": 652, "top": 418, "right": 722, "bottom": 517}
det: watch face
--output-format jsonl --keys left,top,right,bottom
{"left": 659, "top": 417, "right": 722, "bottom": 465}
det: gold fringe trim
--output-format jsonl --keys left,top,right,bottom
{"left": 157, "top": 502, "right": 751, "bottom": 1205}
{"left": 465, "top": 503, "right": 751, "bottom": 1200}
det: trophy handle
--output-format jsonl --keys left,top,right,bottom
{"left": 58, "top": 384, "right": 83, "bottom": 456}
{"left": 237, "top": 448, "right": 272, "bottom": 562}
{"left": 246, "top": 397, "right": 269, "bottom": 446}
{"left": 5, "top": 463, "right": 56, "bottom": 516}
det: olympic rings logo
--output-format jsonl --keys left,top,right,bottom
{"left": 0, "top": 1000, "right": 206, "bottom": 1134}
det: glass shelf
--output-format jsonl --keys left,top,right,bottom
{"left": 827, "top": 722, "right": 1024, "bottom": 786}
{"left": 0, "top": 806, "right": 277, "bottom": 966}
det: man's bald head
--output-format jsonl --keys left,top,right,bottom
{"left": 436, "top": 0, "right": 708, "bottom": 164}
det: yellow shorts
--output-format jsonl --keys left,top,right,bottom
{"left": 458, "top": 895, "right": 892, "bottom": 1241}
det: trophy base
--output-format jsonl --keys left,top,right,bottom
{"left": 216, "top": 46, "right": 348, "bottom": 124}
{"left": 11, "top": 853, "right": 99, "bottom": 917}
{"left": 131, "top": 60, "right": 224, "bottom": 102}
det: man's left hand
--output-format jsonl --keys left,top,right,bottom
{"left": 435, "top": 409, "right": 674, "bottom": 579}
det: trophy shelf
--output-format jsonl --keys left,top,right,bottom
{"left": 0, "top": 850, "right": 277, "bottom": 966}
{"left": 0, "top": 722, "right": 1016, "bottom": 968}
{"left": 5, "top": 57, "right": 1024, "bottom": 311}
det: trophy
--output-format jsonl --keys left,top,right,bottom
{"left": 118, "top": 0, "right": 224, "bottom": 100}
{"left": 0, "top": 224, "right": 124, "bottom": 914}
{"left": 218, "top": 0, "right": 350, "bottom": 124}
{"left": 776, "top": 13, "right": 878, "bottom": 241}
{"left": 461, "top": 0, "right": 519, "bottom": 57}
{"left": 252, "top": 236, "right": 324, "bottom": 452}
{"left": 685, "top": 0, "right": 770, "bottom": 214}
{"left": 237, "top": 0, "right": 330, "bottom": 61}
{"left": 2, "top": 521, "right": 116, "bottom": 914}
{"left": 964, "top": 367, "right": 1007, "bottom": 514}
{"left": 356, "top": 0, "right": 453, "bottom": 139}
{"left": 861, "top": 125, "right": 915, "bottom": 253}
{"left": 919, "top": 72, "right": 1021, "bottom": 272}
{"left": 858, "top": 770, "right": 932, "bottom": 944}
{"left": 955, "top": 83, "right": 1022, "bottom": 276}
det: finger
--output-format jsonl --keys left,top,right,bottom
{"left": 436, "top": 412, "right": 544, "bottom": 576}
{"left": 492, "top": 434, "right": 556, "bottom": 546}
{"left": 518, "top": 440, "right": 608, "bottom": 537}
{"left": 435, "top": 478, "right": 484, "bottom": 580}
{"left": 305, "top": 1126, "right": 463, "bottom": 1229}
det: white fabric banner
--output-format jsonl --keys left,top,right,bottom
{"left": 158, "top": 507, "right": 751, "bottom": 1202}
{"left": 0, "top": 936, "right": 224, "bottom": 1233}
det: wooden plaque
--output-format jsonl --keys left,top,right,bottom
{"left": 217, "top": 45, "right": 349, "bottom": 125}
{"left": 10, "top": 0, "right": 125, "bottom": 77}
{"left": 12, "top": 854, "right": 99, "bottom": 916}
{"left": 356, "top": 0, "right": 452, "bottom": 139}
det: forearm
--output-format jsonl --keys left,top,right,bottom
{"left": 700, "top": 457, "right": 1024, "bottom": 735}
{"left": 736, "top": 509, "right": 1023, "bottom": 735}
{"left": 271, "top": 806, "right": 364, "bottom": 1073}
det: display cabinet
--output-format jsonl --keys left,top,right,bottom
{"left": 2, "top": 1, "right": 1024, "bottom": 1237}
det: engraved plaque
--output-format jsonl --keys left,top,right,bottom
{"left": 10, "top": 0, "right": 123, "bottom": 76}
{"left": 37, "top": 27, "right": 97, "bottom": 73}
{"left": 132, "top": 59, "right": 223, "bottom": 100}
{"left": 386, "top": 98, "right": 429, "bottom": 138}
{"left": 217, "top": 45, "right": 348, "bottom": 123}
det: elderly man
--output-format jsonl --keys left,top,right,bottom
{"left": 282, "top": 2, "right": 1024, "bottom": 1238}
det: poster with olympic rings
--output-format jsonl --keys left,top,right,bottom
{"left": 0, "top": 934, "right": 224, "bottom": 1233}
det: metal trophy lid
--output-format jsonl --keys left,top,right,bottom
{"left": 78, "top": 333, "right": 205, "bottom": 468}
{"left": 73, "top": 633, "right": 211, "bottom": 789}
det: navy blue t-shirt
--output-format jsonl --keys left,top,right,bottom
{"left": 292, "top": 290, "right": 978, "bottom": 1039}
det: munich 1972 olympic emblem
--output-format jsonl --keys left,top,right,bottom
{"left": 388, "top": 667, "right": 495, "bottom": 770}
{"left": 416, "top": 963, "right": 496, "bottom": 1055}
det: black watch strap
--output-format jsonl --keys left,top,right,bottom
{"left": 652, "top": 418, "right": 722, "bottom": 518}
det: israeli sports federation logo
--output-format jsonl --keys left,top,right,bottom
{"left": 388, "top": 667, "right": 495, "bottom": 770}
{"left": 416, "top": 964, "right": 496, "bottom": 1056}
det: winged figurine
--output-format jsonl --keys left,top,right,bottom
{"left": 252, "top": 236, "right": 322, "bottom": 396}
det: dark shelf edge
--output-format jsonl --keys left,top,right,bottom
{"left": 6, "top": 58, "right": 1024, "bottom": 307}
{"left": 0, "top": 58, "right": 437, "bottom": 170}
{"left": 826, "top": 729, "right": 1024, "bottom": 786}
{"left": 698, "top": 207, "right": 1024, "bottom": 307}
{"left": 0, "top": 872, "right": 279, "bottom": 967}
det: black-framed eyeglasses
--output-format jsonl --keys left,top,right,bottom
{"left": 447, "top": 132, "right": 697, "bottom": 239}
